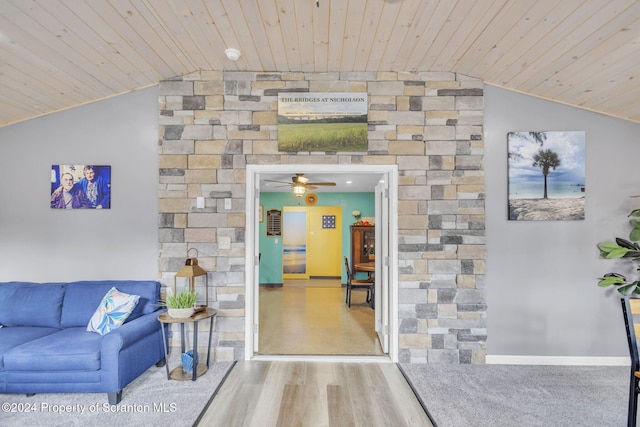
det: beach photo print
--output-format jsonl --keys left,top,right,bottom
{"left": 507, "top": 131, "right": 585, "bottom": 221}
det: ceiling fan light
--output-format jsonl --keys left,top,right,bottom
{"left": 293, "top": 184, "right": 306, "bottom": 196}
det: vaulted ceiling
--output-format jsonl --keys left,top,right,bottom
{"left": 1, "top": 0, "right": 639, "bottom": 128}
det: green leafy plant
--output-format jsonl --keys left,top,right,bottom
{"left": 598, "top": 209, "right": 640, "bottom": 295}
{"left": 162, "top": 290, "right": 198, "bottom": 309}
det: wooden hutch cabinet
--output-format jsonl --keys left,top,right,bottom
{"left": 350, "top": 225, "right": 375, "bottom": 271}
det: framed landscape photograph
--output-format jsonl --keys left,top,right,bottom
{"left": 277, "top": 92, "right": 368, "bottom": 152}
{"left": 51, "top": 164, "right": 111, "bottom": 209}
{"left": 507, "top": 131, "right": 585, "bottom": 221}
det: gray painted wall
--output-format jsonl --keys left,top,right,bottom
{"left": 485, "top": 85, "right": 640, "bottom": 358}
{"left": 0, "top": 87, "right": 159, "bottom": 281}
{"left": 1, "top": 84, "right": 638, "bottom": 358}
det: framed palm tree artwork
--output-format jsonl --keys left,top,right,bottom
{"left": 507, "top": 131, "right": 585, "bottom": 221}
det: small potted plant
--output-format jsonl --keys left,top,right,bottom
{"left": 164, "top": 290, "right": 198, "bottom": 318}
{"left": 597, "top": 208, "right": 640, "bottom": 295}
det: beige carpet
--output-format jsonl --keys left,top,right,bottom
{"left": 0, "top": 355, "right": 233, "bottom": 427}
{"left": 400, "top": 363, "right": 629, "bottom": 427}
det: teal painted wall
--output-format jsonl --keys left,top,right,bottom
{"left": 258, "top": 192, "right": 374, "bottom": 284}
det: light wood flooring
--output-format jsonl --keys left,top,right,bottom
{"left": 196, "top": 361, "right": 433, "bottom": 427}
{"left": 258, "top": 279, "right": 383, "bottom": 355}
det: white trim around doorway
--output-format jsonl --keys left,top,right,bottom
{"left": 245, "top": 164, "right": 399, "bottom": 363}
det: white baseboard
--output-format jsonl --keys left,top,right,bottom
{"left": 486, "top": 355, "right": 629, "bottom": 366}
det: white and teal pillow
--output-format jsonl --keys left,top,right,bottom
{"left": 87, "top": 287, "right": 140, "bottom": 335}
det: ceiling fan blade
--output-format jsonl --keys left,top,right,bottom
{"left": 306, "top": 185, "right": 318, "bottom": 190}
{"left": 264, "top": 179, "right": 292, "bottom": 185}
{"left": 306, "top": 182, "right": 336, "bottom": 186}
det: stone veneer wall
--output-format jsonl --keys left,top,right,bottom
{"left": 158, "top": 71, "right": 486, "bottom": 364}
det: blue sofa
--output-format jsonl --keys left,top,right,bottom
{"left": 0, "top": 280, "right": 166, "bottom": 404}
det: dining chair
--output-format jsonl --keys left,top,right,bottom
{"left": 344, "top": 257, "right": 373, "bottom": 308}
{"left": 621, "top": 297, "right": 640, "bottom": 427}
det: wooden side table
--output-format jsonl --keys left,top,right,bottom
{"left": 158, "top": 308, "right": 217, "bottom": 381}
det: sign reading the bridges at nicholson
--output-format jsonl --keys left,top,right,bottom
{"left": 277, "top": 92, "right": 368, "bottom": 152}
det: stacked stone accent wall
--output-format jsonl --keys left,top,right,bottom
{"left": 158, "top": 70, "right": 486, "bottom": 364}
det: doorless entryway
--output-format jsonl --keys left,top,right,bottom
{"left": 245, "top": 164, "right": 399, "bottom": 362}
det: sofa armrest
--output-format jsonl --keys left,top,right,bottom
{"left": 100, "top": 310, "right": 165, "bottom": 392}
{"left": 101, "top": 311, "right": 163, "bottom": 354}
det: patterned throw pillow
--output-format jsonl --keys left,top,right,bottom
{"left": 87, "top": 287, "right": 140, "bottom": 335}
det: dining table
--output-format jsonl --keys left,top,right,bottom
{"left": 354, "top": 261, "right": 375, "bottom": 273}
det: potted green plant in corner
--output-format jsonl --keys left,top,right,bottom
{"left": 598, "top": 209, "right": 640, "bottom": 295}
{"left": 164, "top": 290, "right": 199, "bottom": 318}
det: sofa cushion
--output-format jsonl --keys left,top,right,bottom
{"left": 87, "top": 287, "right": 139, "bottom": 335}
{"left": 3, "top": 328, "right": 102, "bottom": 371}
{"left": 61, "top": 281, "right": 160, "bottom": 328}
{"left": 0, "top": 326, "right": 61, "bottom": 370}
{"left": 0, "top": 282, "right": 65, "bottom": 328}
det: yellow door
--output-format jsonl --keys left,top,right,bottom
{"left": 307, "top": 206, "right": 342, "bottom": 277}
{"left": 282, "top": 206, "right": 342, "bottom": 279}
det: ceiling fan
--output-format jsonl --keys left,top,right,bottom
{"left": 264, "top": 173, "right": 336, "bottom": 197}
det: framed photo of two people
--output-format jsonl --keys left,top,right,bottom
{"left": 51, "top": 164, "right": 111, "bottom": 209}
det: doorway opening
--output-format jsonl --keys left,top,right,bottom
{"left": 245, "top": 164, "right": 398, "bottom": 362}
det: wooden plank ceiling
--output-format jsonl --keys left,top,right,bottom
{"left": 1, "top": 0, "right": 639, "bottom": 127}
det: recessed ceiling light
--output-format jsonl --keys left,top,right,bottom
{"left": 346, "top": 180, "right": 352, "bottom": 184}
